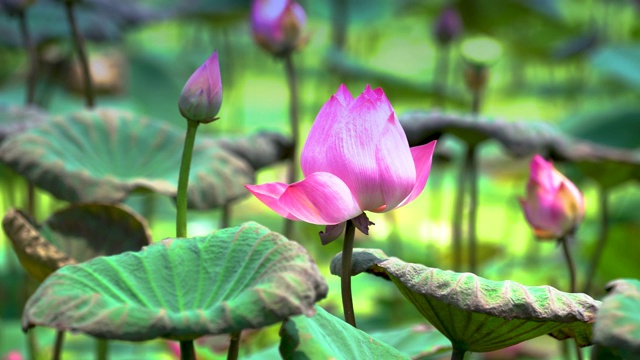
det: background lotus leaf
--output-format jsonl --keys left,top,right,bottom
{"left": 23, "top": 222, "right": 328, "bottom": 341}
{"left": 2, "top": 203, "right": 151, "bottom": 282}
{"left": 279, "top": 305, "right": 409, "bottom": 360}
{"left": 593, "top": 279, "right": 640, "bottom": 359}
{"left": 331, "top": 249, "right": 600, "bottom": 353}
{"left": 369, "top": 324, "right": 452, "bottom": 360}
{"left": 0, "top": 109, "right": 291, "bottom": 209}
{"left": 0, "top": 105, "right": 48, "bottom": 143}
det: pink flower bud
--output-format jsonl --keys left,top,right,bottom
{"left": 251, "top": 0, "right": 307, "bottom": 57}
{"left": 433, "top": 6, "right": 463, "bottom": 45}
{"left": 3, "top": 351, "right": 23, "bottom": 360}
{"left": 178, "top": 51, "right": 222, "bottom": 124}
{"left": 520, "top": 155, "right": 585, "bottom": 240}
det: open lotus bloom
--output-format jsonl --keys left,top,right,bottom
{"left": 520, "top": 155, "right": 585, "bottom": 240}
{"left": 251, "top": 0, "right": 307, "bottom": 57}
{"left": 246, "top": 84, "right": 437, "bottom": 242}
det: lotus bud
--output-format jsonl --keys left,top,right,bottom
{"left": 178, "top": 51, "right": 222, "bottom": 124}
{"left": 520, "top": 155, "right": 585, "bottom": 240}
{"left": 251, "top": 0, "right": 307, "bottom": 58}
{"left": 433, "top": 6, "right": 463, "bottom": 46}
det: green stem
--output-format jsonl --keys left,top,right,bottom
{"left": 96, "top": 338, "right": 108, "bottom": 360}
{"left": 221, "top": 202, "right": 231, "bottom": 228}
{"left": 27, "top": 182, "right": 35, "bottom": 218}
{"left": 331, "top": 0, "right": 348, "bottom": 50}
{"left": 433, "top": 43, "right": 451, "bottom": 107}
{"left": 52, "top": 330, "right": 64, "bottom": 360}
{"left": 176, "top": 120, "right": 199, "bottom": 238}
{"left": 466, "top": 145, "right": 478, "bottom": 274}
{"left": 64, "top": 0, "right": 94, "bottom": 108}
{"left": 574, "top": 340, "right": 584, "bottom": 360}
{"left": 17, "top": 9, "right": 37, "bottom": 105}
{"left": 226, "top": 332, "right": 241, "bottom": 360}
{"left": 583, "top": 186, "right": 609, "bottom": 294}
{"left": 26, "top": 330, "right": 37, "bottom": 360}
{"left": 179, "top": 340, "right": 195, "bottom": 360}
{"left": 450, "top": 347, "right": 466, "bottom": 360}
{"left": 283, "top": 53, "right": 300, "bottom": 239}
{"left": 341, "top": 220, "right": 357, "bottom": 327}
{"left": 451, "top": 153, "right": 468, "bottom": 271}
{"left": 560, "top": 234, "right": 578, "bottom": 293}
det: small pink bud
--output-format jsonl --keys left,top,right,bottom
{"left": 178, "top": 51, "right": 222, "bottom": 124}
{"left": 433, "top": 6, "right": 463, "bottom": 45}
{"left": 520, "top": 155, "right": 585, "bottom": 240}
{"left": 3, "top": 351, "right": 23, "bottom": 360}
{"left": 251, "top": 0, "right": 307, "bottom": 57}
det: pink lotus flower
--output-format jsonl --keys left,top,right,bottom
{"left": 246, "top": 85, "right": 436, "bottom": 240}
{"left": 520, "top": 155, "right": 585, "bottom": 239}
{"left": 251, "top": 0, "right": 307, "bottom": 57}
{"left": 178, "top": 50, "right": 222, "bottom": 123}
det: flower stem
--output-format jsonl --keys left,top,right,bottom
{"left": 226, "top": 332, "right": 241, "bottom": 360}
{"left": 433, "top": 43, "right": 451, "bottom": 107}
{"left": 64, "top": 0, "right": 94, "bottom": 108}
{"left": 96, "top": 338, "right": 108, "bottom": 360}
{"left": 221, "top": 202, "right": 232, "bottom": 228}
{"left": 560, "top": 234, "right": 578, "bottom": 293}
{"left": 331, "top": 0, "right": 348, "bottom": 50}
{"left": 283, "top": 53, "right": 300, "bottom": 239}
{"left": 52, "top": 330, "right": 64, "bottom": 360}
{"left": 176, "top": 120, "right": 199, "bottom": 238}
{"left": 466, "top": 145, "right": 478, "bottom": 274}
{"left": 583, "top": 186, "right": 609, "bottom": 294}
{"left": 17, "top": 9, "right": 37, "bottom": 105}
{"left": 179, "top": 340, "right": 195, "bottom": 360}
{"left": 450, "top": 348, "right": 466, "bottom": 360}
{"left": 451, "top": 151, "right": 468, "bottom": 271}
{"left": 341, "top": 220, "right": 357, "bottom": 327}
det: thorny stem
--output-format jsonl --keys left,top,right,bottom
{"left": 226, "top": 332, "right": 241, "bottom": 360}
{"left": 283, "top": 53, "right": 300, "bottom": 239}
{"left": 64, "top": 0, "right": 95, "bottom": 108}
{"left": 176, "top": 120, "right": 199, "bottom": 238}
{"left": 466, "top": 145, "right": 478, "bottom": 274}
{"left": 52, "top": 330, "right": 64, "bottom": 360}
{"left": 584, "top": 186, "right": 609, "bottom": 294}
{"left": 341, "top": 220, "right": 357, "bottom": 327}
{"left": 179, "top": 340, "right": 195, "bottom": 360}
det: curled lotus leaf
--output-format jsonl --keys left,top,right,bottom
{"left": 330, "top": 249, "right": 600, "bottom": 353}
{"left": 0, "top": 109, "right": 289, "bottom": 209}
{"left": 279, "top": 305, "right": 409, "bottom": 360}
{"left": 2, "top": 203, "right": 151, "bottom": 282}
{"left": 23, "top": 222, "right": 328, "bottom": 341}
{"left": 215, "top": 132, "right": 293, "bottom": 170}
{"left": 593, "top": 279, "right": 640, "bottom": 359}
{"left": 0, "top": 105, "right": 48, "bottom": 143}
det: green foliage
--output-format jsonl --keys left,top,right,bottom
{"left": 593, "top": 279, "right": 640, "bottom": 359}
{"left": 23, "top": 222, "right": 328, "bottom": 341}
{"left": 279, "top": 305, "right": 409, "bottom": 359}
{"left": 369, "top": 323, "right": 452, "bottom": 359}
{"left": 331, "top": 249, "right": 600, "bottom": 352}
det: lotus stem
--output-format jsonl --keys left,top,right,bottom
{"left": 96, "top": 338, "right": 108, "bottom": 360}
{"left": 450, "top": 348, "right": 466, "bottom": 360}
{"left": 466, "top": 145, "right": 478, "bottom": 274}
{"left": 179, "top": 340, "right": 195, "bottom": 360}
{"left": 26, "top": 331, "right": 37, "bottom": 360}
{"left": 341, "top": 220, "right": 357, "bottom": 327}
{"left": 560, "top": 233, "right": 578, "bottom": 293}
{"left": 583, "top": 186, "right": 609, "bottom": 294}
{"left": 471, "top": 85, "right": 482, "bottom": 116}
{"left": 176, "top": 120, "right": 199, "bottom": 238}
{"left": 226, "top": 332, "right": 241, "bottom": 360}
{"left": 331, "top": 0, "right": 348, "bottom": 50}
{"left": 451, "top": 152, "right": 468, "bottom": 271}
{"left": 17, "top": 9, "right": 37, "bottom": 105}
{"left": 433, "top": 44, "right": 451, "bottom": 107}
{"left": 52, "top": 330, "right": 64, "bottom": 360}
{"left": 283, "top": 53, "right": 300, "bottom": 239}
{"left": 64, "top": 0, "right": 95, "bottom": 108}
{"left": 221, "top": 202, "right": 232, "bottom": 228}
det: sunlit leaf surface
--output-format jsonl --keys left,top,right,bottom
{"left": 593, "top": 279, "right": 640, "bottom": 359}
{"left": 280, "top": 305, "right": 409, "bottom": 360}
{"left": 0, "top": 109, "right": 290, "bottom": 209}
{"left": 23, "top": 222, "right": 328, "bottom": 341}
{"left": 331, "top": 249, "right": 600, "bottom": 352}
{"left": 2, "top": 203, "right": 150, "bottom": 282}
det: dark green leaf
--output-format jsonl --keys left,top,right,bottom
{"left": 2, "top": 203, "right": 151, "bottom": 282}
{"left": 0, "top": 109, "right": 290, "bottom": 209}
{"left": 23, "top": 222, "right": 328, "bottom": 341}
{"left": 593, "top": 279, "right": 640, "bottom": 359}
{"left": 369, "top": 324, "right": 452, "bottom": 359}
{"left": 590, "top": 45, "right": 640, "bottom": 90}
{"left": 280, "top": 305, "right": 409, "bottom": 359}
{"left": 331, "top": 249, "right": 600, "bottom": 352}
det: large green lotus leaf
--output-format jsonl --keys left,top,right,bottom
{"left": 279, "top": 305, "right": 409, "bottom": 360}
{"left": 593, "top": 279, "right": 640, "bottom": 359}
{"left": 23, "top": 222, "right": 328, "bottom": 341}
{"left": 2, "top": 203, "right": 151, "bottom": 282}
{"left": 369, "top": 324, "right": 452, "bottom": 359}
{"left": 330, "top": 249, "right": 600, "bottom": 353}
{"left": 0, "top": 109, "right": 289, "bottom": 209}
{"left": 215, "top": 132, "right": 293, "bottom": 170}
{"left": 0, "top": 105, "right": 48, "bottom": 143}
{"left": 560, "top": 106, "right": 640, "bottom": 150}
